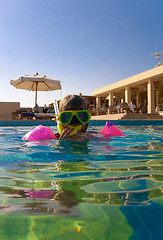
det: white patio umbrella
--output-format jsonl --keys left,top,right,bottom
{"left": 10, "top": 73, "right": 61, "bottom": 112}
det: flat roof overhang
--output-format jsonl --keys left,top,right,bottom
{"left": 93, "top": 65, "right": 163, "bottom": 97}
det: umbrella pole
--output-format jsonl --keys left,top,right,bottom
{"left": 35, "top": 82, "right": 38, "bottom": 113}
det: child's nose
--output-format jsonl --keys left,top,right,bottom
{"left": 70, "top": 115, "right": 80, "bottom": 124}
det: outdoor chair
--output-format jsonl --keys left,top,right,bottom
{"left": 120, "top": 102, "right": 130, "bottom": 113}
{"left": 108, "top": 105, "right": 117, "bottom": 114}
{"left": 34, "top": 113, "right": 56, "bottom": 120}
{"left": 20, "top": 112, "right": 35, "bottom": 119}
{"left": 12, "top": 108, "right": 33, "bottom": 119}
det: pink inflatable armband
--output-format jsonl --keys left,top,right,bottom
{"left": 22, "top": 125, "right": 57, "bottom": 141}
{"left": 100, "top": 121, "right": 125, "bottom": 137}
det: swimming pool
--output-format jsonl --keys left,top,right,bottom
{"left": 0, "top": 124, "right": 162, "bottom": 239}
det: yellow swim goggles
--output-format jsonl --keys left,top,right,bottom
{"left": 58, "top": 110, "right": 91, "bottom": 125}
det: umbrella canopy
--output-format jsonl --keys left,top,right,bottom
{"left": 10, "top": 73, "right": 61, "bottom": 112}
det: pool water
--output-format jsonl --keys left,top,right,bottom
{"left": 0, "top": 124, "right": 163, "bottom": 240}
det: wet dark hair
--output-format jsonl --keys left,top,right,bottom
{"left": 59, "top": 95, "right": 87, "bottom": 112}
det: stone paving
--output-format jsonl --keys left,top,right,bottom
{"left": 91, "top": 112, "right": 163, "bottom": 121}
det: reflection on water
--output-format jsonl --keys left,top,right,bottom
{"left": 0, "top": 125, "right": 163, "bottom": 239}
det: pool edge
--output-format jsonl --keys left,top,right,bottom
{"left": 0, "top": 119, "right": 163, "bottom": 126}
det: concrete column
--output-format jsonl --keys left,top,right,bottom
{"left": 125, "top": 86, "right": 131, "bottom": 104}
{"left": 147, "top": 79, "right": 155, "bottom": 113}
{"left": 96, "top": 96, "right": 101, "bottom": 110}
{"left": 136, "top": 89, "right": 140, "bottom": 106}
{"left": 108, "top": 91, "right": 113, "bottom": 106}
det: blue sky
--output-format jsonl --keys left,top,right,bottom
{"left": 0, "top": 0, "right": 162, "bottom": 107}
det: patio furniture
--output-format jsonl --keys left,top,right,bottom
{"left": 120, "top": 102, "right": 130, "bottom": 113}
{"left": 12, "top": 108, "right": 33, "bottom": 119}
{"left": 108, "top": 105, "right": 117, "bottom": 114}
{"left": 34, "top": 113, "right": 56, "bottom": 120}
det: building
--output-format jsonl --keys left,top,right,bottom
{"left": 93, "top": 65, "right": 163, "bottom": 114}
{"left": 0, "top": 102, "right": 20, "bottom": 120}
{"left": 79, "top": 94, "right": 97, "bottom": 114}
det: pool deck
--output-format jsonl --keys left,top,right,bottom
{"left": 91, "top": 112, "right": 163, "bottom": 120}
{"left": 90, "top": 113, "right": 163, "bottom": 125}
{"left": 91, "top": 113, "right": 126, "bottom": 121}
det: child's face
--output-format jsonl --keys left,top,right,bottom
{"left": 58, "top": 109, "right": 90, "bottom": 136}
{"left": 58, "top": 96, "right": 89, "bottom": 136}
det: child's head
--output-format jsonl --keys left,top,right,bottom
{"left": 59, "top": 94, "right": 87, "bottom": 112}
{"left": 58, "top": 95, "right": 90, "bottom": 135}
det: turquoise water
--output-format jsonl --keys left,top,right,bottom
{"left": 0, "top": 124, "right": 163, "bottom": 240}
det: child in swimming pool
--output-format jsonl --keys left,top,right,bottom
{"left": 22, "top": 95, "right": 124, "bottom": 142}
{"left": 56, "top": 94, "right": 91, "bottom": 139}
